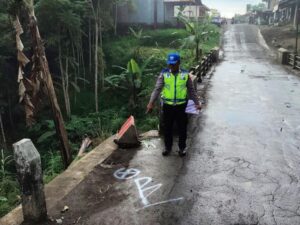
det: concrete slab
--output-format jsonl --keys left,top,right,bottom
{"left": 0, "top": 136, "right": 118, "bottom": 225}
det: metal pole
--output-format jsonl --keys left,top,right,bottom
{"left": 296, "top": 0, "right": 299, "bottom": 54}
{"left": 294, "top": 0, "right": 299, "bottom": 68}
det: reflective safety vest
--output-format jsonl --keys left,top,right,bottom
{"left": 162, "top": 71, "right": 188, "bottom": 105}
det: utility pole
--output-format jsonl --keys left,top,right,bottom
{"left": 154, "top": 0, "right": 158, "bottom": 29}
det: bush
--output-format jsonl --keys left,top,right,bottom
{"left": 0, "top": 179, "right": 20, "bottom": 217}
{"left": 43, "top": 150, "right": 64, "bottom": 183}
{"left": 141, "top": 29, "right": 189, "bottom": 48}
{"left": 103, "top": 37, "right": 138, "bottom": 73}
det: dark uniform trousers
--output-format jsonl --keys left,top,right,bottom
{"left": 163, "top": 103, "right": 188, "bottom": 151}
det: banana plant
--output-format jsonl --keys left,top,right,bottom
{"left": 129, "top": 27, "right": 151, "bottom": 58}
{"left": 178, "top": 14, "right": 217, "bottom": 61}
{"left": 105, "top": 57, "right": 153, "bottom": 110}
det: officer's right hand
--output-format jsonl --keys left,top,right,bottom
{"left": 146, "top": 103, "right": 154, "bottom": 114}
{"left": 196, "top": 104, "right": 202, "bottom": 111}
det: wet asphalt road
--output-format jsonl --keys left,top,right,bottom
{"left": 167, "top": 24, "right": 300, "bottom": 225}
{"left": 48, "top": 24, "right": 300, "bottom": 225}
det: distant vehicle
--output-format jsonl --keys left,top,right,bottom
{"left": 221, "top": 18, "right": 228, "bottom": 25}
{"left": 211, "top": 17, "right": 222, "bottom": 27}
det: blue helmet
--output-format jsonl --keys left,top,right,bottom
{"left": 167, "top": 53, "right": 180, "bottom": 65}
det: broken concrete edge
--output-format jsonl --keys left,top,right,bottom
{"left": 278, "top": 47, "right": 289, "bottom": 53}
{"left": 0, "top": 135, "right": 118, "bottom": 225}
{"left": 0, "top": 130, "right": 160, "bottom": 225}
{"left": 139, "top": 130, "right": 159, "bottom": 140}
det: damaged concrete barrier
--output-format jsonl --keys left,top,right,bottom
{"left": 278, "top": 48, "right": 290, "bottom": 65}
{"left": 211, "top": 47, "right": 220, "bottom": 63}
{"left": 13, "top": 139, "right": 47, "bottom": 223}
{"left": 189, "top": 73, "right": 198, "bottom": 91}
{"left": 114, "top": 116, "right": 141, "bottom": 148}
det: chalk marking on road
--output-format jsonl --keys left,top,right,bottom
{"left": 113, "top": 168, "right": 184, "bottom": 211}
{"left": 114, "top": 168, "right": 141, "bottom": 180}
{"left": 136, "top": 197, "right": 184, "bottom": 211}
{"left": 240, "top": 32, "right": 247, "bottom": 51}
{"left": 135, "top": 177, "right": 162, "bottom": 205}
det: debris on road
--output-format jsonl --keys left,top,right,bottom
{"left": 139, "top": 130, "right": 159, "bottom": 140}
{"left": 141, "top": 140, "right": 157, "bottom": 149}
{"left": 61, "top": 206, "right": 69, "bottom": 213}
{"left": 77, "top": 136, "right": 92, "bottom": 157}
{"left": 56, "top": 218, "right": 63, "bottom": 224}
{"left": 100, "top": 163, "right": 114, "bottom": 169}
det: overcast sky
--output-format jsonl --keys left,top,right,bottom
{"left": 202, "top": 0, "right": 264, "bottom": 18}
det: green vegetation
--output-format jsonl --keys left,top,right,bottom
{"left": 0, "top": 149, "right": 19, "bottom": 217}
{"left": 0, "top": 0, "right": 220, "bottom": 217}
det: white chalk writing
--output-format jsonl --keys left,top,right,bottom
{"left": 136, "top": 197, "right": 184, "bottom": 211}
{"left": 134, "top": 177, "right": 162, "bottom": 205}
{"left": 113, "top": 167, "right": 184, "bottom": 210}
{"left": 113, "top": 168, "right": 140, "bottom": 180}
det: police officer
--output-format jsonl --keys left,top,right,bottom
{"left": 146, "top": 53, "right": 201, "bottom": 157}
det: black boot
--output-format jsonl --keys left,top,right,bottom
{"left": 178, "top": 148, "right": 186, "bottom": 157}
{"left": 162, "top": 149, "right": 171, "bottom": 156}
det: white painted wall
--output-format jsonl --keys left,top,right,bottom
{"left": 118, "top": 0, "right": 165, "bottom": 25}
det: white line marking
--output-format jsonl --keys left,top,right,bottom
{"left": 136, "top": 197, "right": 184, "bottom": 211}
{"left": 135, "top": 177, "right": 162, "bottom": 205}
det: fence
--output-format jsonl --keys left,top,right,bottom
{"left": 190, "top": 48, "right": 219, "bottom": 82}
{"left": 288, "top": 53, "right": 300, "bottom": 70}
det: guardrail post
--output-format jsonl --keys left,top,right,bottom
{"left": 277, "top": 48, "right": 289, "bottom": 65}
{"left": 211, "top": 47, "right": 220, "bottom": 63}
{"left": 13, "top": 139, "right": 47, "bottom": 223}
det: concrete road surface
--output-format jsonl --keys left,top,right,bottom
{"left": 45, "top": 24, "right": 300, "bottom": 225}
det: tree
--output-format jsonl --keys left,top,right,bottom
{"left": 178, "top": 14, "right": 216, "bottom": 62}
{"left": 247, "top": 3, "right": 267, "bottom": 12}
{"left": 0, "top": 1, "right": 18, "bottom": 134}
{"left": 87, "top": 0, "right": 99, "bottom": 113}
{"left": 10, "top": 0, "right": 72, "bottom": 168}
{"left": 86, "top": 0, "right": 115, "bottom": 112}
{"left": 36, "top": 0, "right": 85, "bottom": 119}
{"left": 105, "top": 57, "right": 153, "bottom": 111}
{"left": 0, "top": 110, "right": 6, "bottom": 150}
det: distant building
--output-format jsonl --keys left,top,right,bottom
{"left": 262, "top": 0, "right": 279, "bottom": 10}
{"left": 117, "top": 0, "right": 210, "bottom": 27}
{"left": 274, "top": 0, "right": 298, "bottom": 26}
